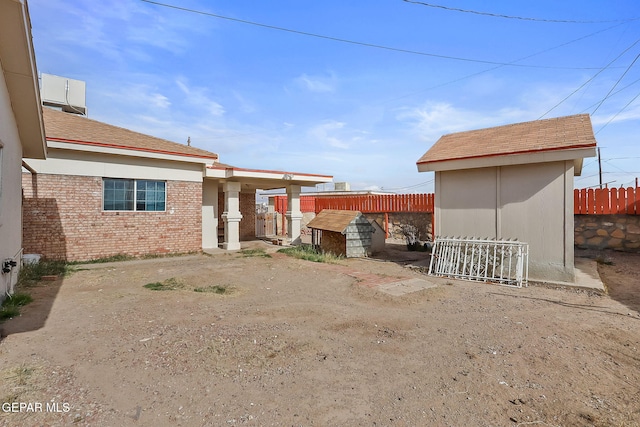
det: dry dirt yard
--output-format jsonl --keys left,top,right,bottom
{"left": 0, "top": 242, "right": 639, "bottom": 427}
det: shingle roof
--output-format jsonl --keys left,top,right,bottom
{"left": 307, "top": 209, "right": 365, "bottom": 233}
{"left": 42, "top": 107, "right": 218, "bottom": 160}
{"left": 417, "top": 114, "right": 596, "bottom": 165}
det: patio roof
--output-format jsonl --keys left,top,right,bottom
{"left": 206, "top": 164, "right": 333, "bottom": 190}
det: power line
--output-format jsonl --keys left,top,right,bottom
{"left": 579, "top": 75, "right": 640, "bottom": 113}
{"left": 596, "top": 88, "right": 640, "bottom": 134}
{"left": 592, "top": 53, "right": 640, "bottom": 115}
{"left": 141, "top": 0, "right": 617, "bottom": 70}
{"left": 383, "top": 21, "right": 628, "bottom": 105}
{"left": 402, "top": 0, "right": 640, "bottom": 24}
{"left": 538, "top": 38, "right": 640, "bottom": 119}
{"left": 382, "top": 179, "right": 434, "bottom": 191}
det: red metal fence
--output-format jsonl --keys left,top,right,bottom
{"left": 315, "top": 194, "right": 434, "bottom": 213}
{"left": 274, "top": 195, "right": 316, "bottom": 213}
{"left": 272, "top": 189, "right": 639, "bottom": 216}
{"left": 574, "top": 187, "right": 639, "bottom": 215}
{"left": 274, "top": 194, "right": 434, "bottom": 214}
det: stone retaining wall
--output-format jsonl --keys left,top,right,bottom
{"left": 363, "top": 212, "right": 433, "bottom": 242}
{"left": 574, "top": 214, "right": 640, "bottom": 252}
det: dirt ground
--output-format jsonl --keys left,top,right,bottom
{"left": 0, "top": 242, "right": 639, "bottom": 427}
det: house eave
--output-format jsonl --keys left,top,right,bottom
{"left": 45, "top": 139, "right": 217, "bottom": 166}
{"left": 0, "top": 0, "right": 46, "bottom": 159}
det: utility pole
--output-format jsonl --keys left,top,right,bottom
{"left": 598, "top": 147, "right": 602, "bottom": 189}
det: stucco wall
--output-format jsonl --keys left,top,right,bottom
{"left": 0, "top": 70, "right": 24, "bottom": 296}
{"left": 575, "top": 214, "right": 640, "bottom": 251}
{"left": 436, "top": 161, "right": 575, "bottom": 282}
{"left": 22, "top": 173, "right": 202, "bottom": 261}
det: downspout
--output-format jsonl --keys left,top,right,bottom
{"left": 22, "top": 160, "right": 37, "bottom": 174}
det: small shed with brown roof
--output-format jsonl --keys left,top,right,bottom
{"left": 307, "top": 209, "right": 380, "bottom": 258}
{"left": 416, "top": 114, "right": 597, "bottom": 283}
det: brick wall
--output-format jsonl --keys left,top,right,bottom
{"left": 22, "top": 173, "right": 202, "bottom": 261}
{"left": 240, "top": 192, "right": 256, "bottom": 241}
{"left": 217, "top": 191, "right": 257, "bottom": 241}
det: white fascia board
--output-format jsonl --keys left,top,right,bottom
{"left": 417, "top": 147, "right": 597, "bottom": 172}
{"left": 23, "top": 149, "right": 204, "bottom": 182}
{"left": 0, "top": 0, "right": 46, "bottom": 159}
{"left": 230, "top": 169, "right": 331, "bottom": 182}
{"left": 46, "top": 140, "right": 214, "bottom": 166}
{"left": 206, "top": 167, "right": 333, "bottom": 184}
{"left": 205, "top": 167, "right": 227, "bottom": 178}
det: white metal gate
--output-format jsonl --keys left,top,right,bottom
{"left": 428, "top": 237, "right": 529, "bottom": 287}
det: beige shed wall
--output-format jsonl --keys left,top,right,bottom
{"left": 435, "top": 167, "right": 497, "bottom": 238}
{"left": 435, "top": 160, "right": 575, "bottom": 282}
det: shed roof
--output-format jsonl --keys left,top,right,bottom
{"left": 307, "top": 209, "right": 366, "bottom": 233}
{"left": 42, "top": 107, "right": 218, "bottom": 161}
{"left": 417, "top": 114, "right": 596, "bottom": 167}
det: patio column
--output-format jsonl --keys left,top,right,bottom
{"left": 222, "top": 181, "right": 242, "bottom": 250}
{"left": 286, "top": 184, "right": 303, "bottom": 245}
{"left": 201, "top": 180, "right": 218, "bottom": 249}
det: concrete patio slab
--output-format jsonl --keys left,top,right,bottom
{"left": 376, "top": 278, "right": 439, "bottom": 296}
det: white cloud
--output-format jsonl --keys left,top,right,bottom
{"left": 397, "top": 102, "right": 529, "bottom": 141}
{"left": 176, "top": 79, "right": 225, "bottom": 117}
{"left": 294, "top": 73, "right": 337, "bottom": 93}
{"left": 309, "top": 120, "right": 349, "bottom": 149}
{"left": 97, "top": 82, "right": 171, "bottom": 112}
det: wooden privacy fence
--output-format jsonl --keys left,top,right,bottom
{"left": 574, "top": 187, "right": 639, "bottom": 215}
{"left": 315, "top": 193, "right": 434, "bottom": 213}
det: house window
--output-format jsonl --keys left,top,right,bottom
{"left": 103, "top": 178, "right": 166, "bottom": 211}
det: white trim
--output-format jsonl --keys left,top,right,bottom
{"left": 102, "top": 178, "right": 167, "bottom": 212}
{"left": 417, "top": 147, "right": 596, "bottom": 173}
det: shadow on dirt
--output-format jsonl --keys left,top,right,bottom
{"left": 575, "top": 248, "right": 640, "bottom": 315}
{"left": 370, "top": 240, "right": 432, "bottom": 269}
{"left": 0, "top": 279, "right": 64, "bottom": 340}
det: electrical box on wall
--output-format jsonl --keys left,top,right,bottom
{"left": 40, "top": 73, "right": 87, "bottom": 115}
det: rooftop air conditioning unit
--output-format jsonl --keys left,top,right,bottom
{"left": 40, "top": 73, "right": 87, "bottom": 115}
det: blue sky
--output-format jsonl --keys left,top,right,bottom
{"left": 28, "top": 0, "right": 640, "bottom": 193}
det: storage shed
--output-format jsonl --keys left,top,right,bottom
{"left": 307, "top": 209, "right": 376, "bottom": 258}
{"left": 416, "top": 114, "right": 597, "bottom": 283}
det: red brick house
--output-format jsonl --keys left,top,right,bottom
{"left": 22, "top": 108, "right": 332, "bottom": 261}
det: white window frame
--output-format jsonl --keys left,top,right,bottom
{"left": 102, "top": 178, "right": 166, "bottom": 212}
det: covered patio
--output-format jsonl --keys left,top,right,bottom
{"left": 203, "top": 164, "right": 332, "bottom": 250}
